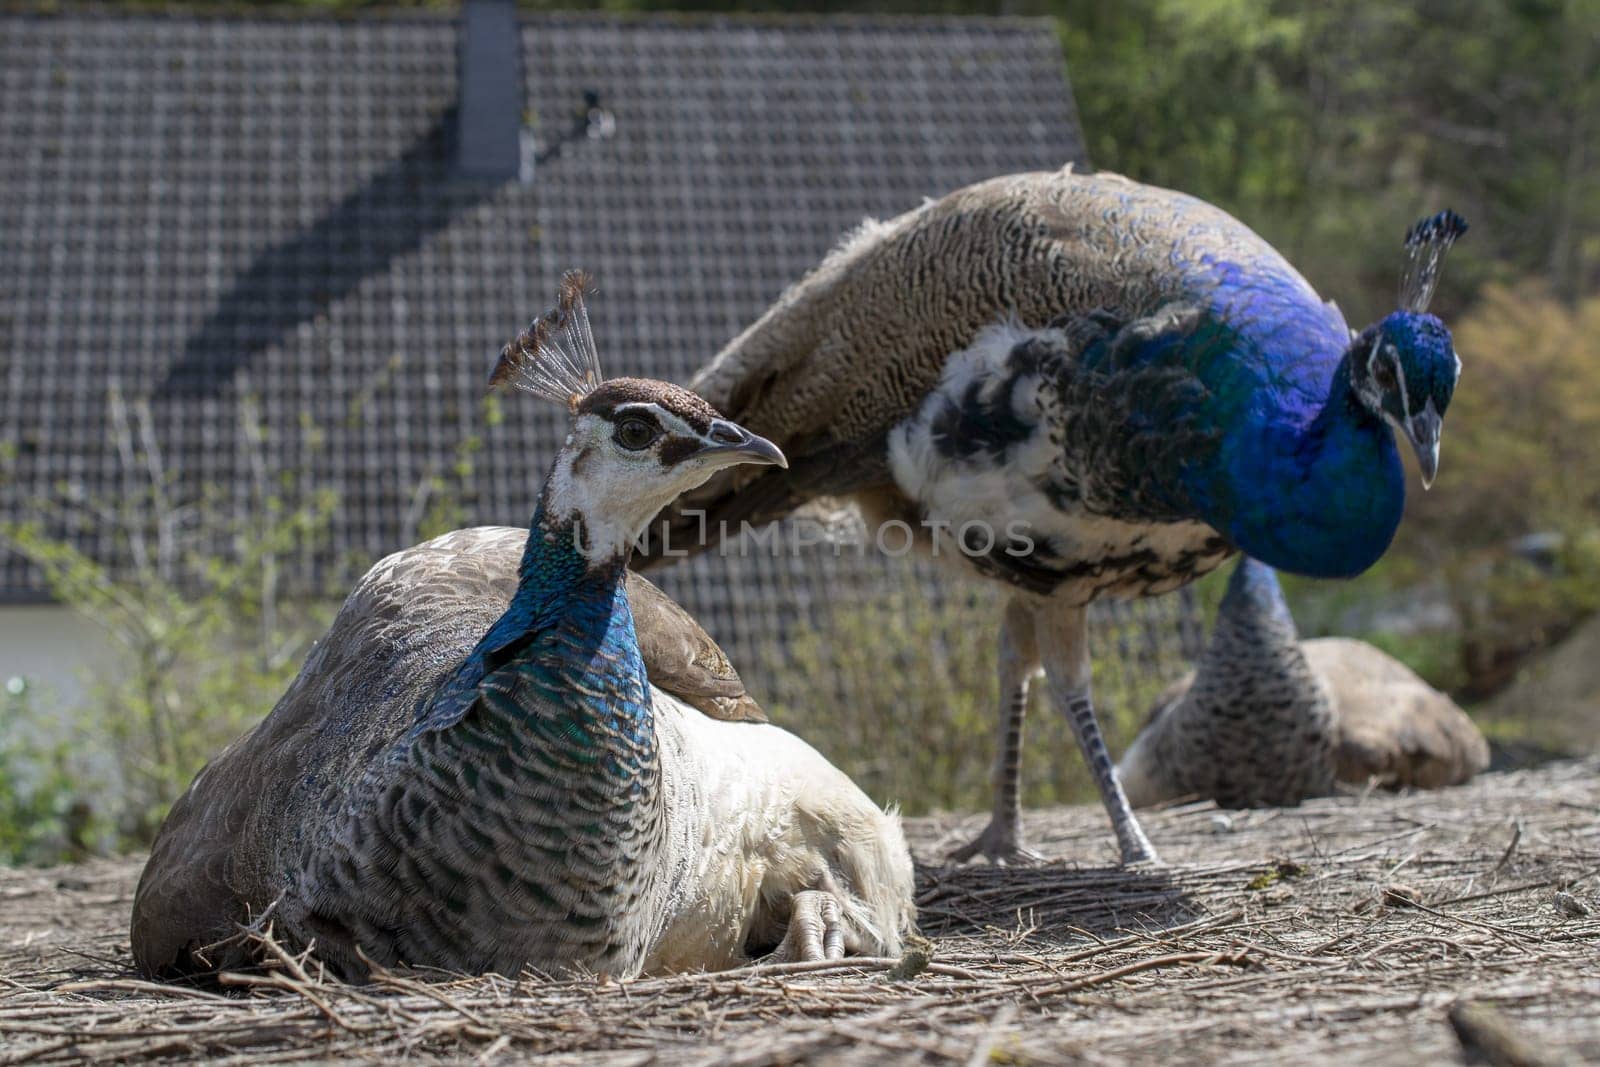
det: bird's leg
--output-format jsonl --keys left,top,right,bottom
{"left": 1036, "top": 600, "right": 1160, "bottom": 865}
{"left": 949, "top": 599, "right": 1045, "bottom": 865}
{"left": 767, "top": 890, "right": 846, "bottom": 963}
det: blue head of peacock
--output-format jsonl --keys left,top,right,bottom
{"left": 1346, "top": 210, "right": 1469, "bottom": 488}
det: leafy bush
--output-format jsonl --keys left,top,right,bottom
{"left": 0, "top": 678, "right": 93, "bottom": 865}
{"left": 756, "top": 581, "right": 1196, "bottom": 815}
{"left": 1400, "top": 282, "right": 1600, "bottom": 695}
{"left": 1407, "top": 284, "right": 1600, "bottom": 551}
{"left": 0, "top": 392, "right": 339, "bottom": 854}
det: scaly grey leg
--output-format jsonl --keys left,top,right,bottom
{"left": 767, "top": 890, "right": 846, "bottom": 962}
{"left": 948, "top": 599, "right": 1046, "bottom": 865}
{"left": 1036, "top": 600, "right": 1159, "bottom": 865}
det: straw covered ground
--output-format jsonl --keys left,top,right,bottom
{"left": 2, "top": 759, "right": 1597, "bottom": 1065}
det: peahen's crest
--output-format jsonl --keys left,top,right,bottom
{"left": 490, "top": 269, "right": 604, "bottom": 411}
{"left": 1399, "top": 210, "right": 1469, "bottom": 314}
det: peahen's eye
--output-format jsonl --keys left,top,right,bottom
{"left": 614, "top": 416, "right": 660, "bottom": 451}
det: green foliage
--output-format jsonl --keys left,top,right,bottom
{"left": 1408, "top": 283, "right": 1600, "bottom": 551}
{"left": 1334, "top": 285, "right": 1600, "bottom": 696}
{"left": 0, "top": 392, "right": 340, "bottom": 854}
{"left": 0, "top": 678, "right": 94, "bottom": 865}
{"left": 757, "top": 583, "right": 1190, "bottom": 815}
{"left": 1058, "top": 0, "right": 1599, "bottom": 318}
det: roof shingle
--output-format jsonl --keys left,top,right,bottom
{"left": 0, "top": 9, "right": 1198, "bottom": 697}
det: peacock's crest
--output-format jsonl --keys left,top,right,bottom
{"left": 1399, "top": 210, "right": 1469, "bottom": 314}
{"left": 490, "top": 269, "right": 604, "bottom": 411}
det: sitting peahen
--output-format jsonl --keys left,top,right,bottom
{"left": 1118, "top": 556, "right": 1489, "bottom": 810}
{"left": 131, "top": 273, "right": 915, "bottom": 981}
{"left": 638, "top": 168, "right": 1468, "bottom": 865}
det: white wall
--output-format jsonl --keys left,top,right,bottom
{"left": 0, "top": 604, "right": 126, "bottom": 717}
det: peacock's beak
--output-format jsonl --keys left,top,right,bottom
{"left": 701, "top": 419, "right": 788, "bottom": 469}
{"left": 1404, "top": 401, "right": 1442, "bottom": 490}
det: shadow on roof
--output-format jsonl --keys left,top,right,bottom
{"left": 159, "top": 108, "right": 497, "bottom": 397}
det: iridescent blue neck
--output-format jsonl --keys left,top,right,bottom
{"left": 414, "top": 491, "right": 647, "bottom": 736}
{"left": 491, "top": 504, "right": 628, "bottom": 650}
{"left": 1212, "top": 349, "right": 1405, "bottom": 579}
{"left": 1137, "top": 246, "right": 1408, "bottom": 581}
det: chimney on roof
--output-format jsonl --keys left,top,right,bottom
{"left": 454, "top": 0, "right": 523, "bottom": 181}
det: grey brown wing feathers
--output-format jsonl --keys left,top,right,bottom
{"left": 131, "top": 525, "right": 529, "bottom": 977}
{"left": 626, "top": 571, "right": 767, "bottom": 723}
{"left": 132, "top": 529, "right": 765, "bottom": 978}
{"left": 1306, "top": 638, "right": 1489, "bottom": 789}
{"left": 639, "top": 167, "right": 1203, "bottom": 564}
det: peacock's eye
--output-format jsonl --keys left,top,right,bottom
{"left": 1374, "top": 358, "right": 1398, "bottom": 392}
{"left": 614, "top": 416, "right": 660, "bottom": 451}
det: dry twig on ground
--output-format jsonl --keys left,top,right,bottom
{"left": 1, "top": 760, "right": 1597, "bottom": 1065}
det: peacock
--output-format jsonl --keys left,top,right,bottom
{"left": 131, "top": 273, "right": 916, "bottom": 981}
{"left": 638, "top": 168, "right": 1468, "bottom": 865}
{"left": 1118, "top": 556, "right": 1489, "bottom": 810}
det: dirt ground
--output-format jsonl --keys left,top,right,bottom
{"left": 2, "top": 759, "right": 1597, "bottom": 1065}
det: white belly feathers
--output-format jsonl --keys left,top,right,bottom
{"left": 644, "top": 691, "right": 914, "bottom": 973}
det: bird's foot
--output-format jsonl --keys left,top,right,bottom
{"left": 1115, "top": 822, "right": 1163, "bottom": 867}
{"left": 767, "top": 890, "right": 846, "bottom": 963}
{"left": 946, "top": 817, "right": 1046, "bottom": 866}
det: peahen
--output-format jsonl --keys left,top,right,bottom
{"left": 638, "top": 168, "right": 1468, "bottom": 865}
{"left": 1118, "top": 556, "right": 1489, "bottom": 810}
{"left": 131, "top": 273, "right": 916, "bottom": 980}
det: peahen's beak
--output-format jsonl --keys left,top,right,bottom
{"left": 701, "top": 419, "right": 788, "bottom": 469}
{"left": 1404, "top": 401, "right": 1442, "bottom": 490}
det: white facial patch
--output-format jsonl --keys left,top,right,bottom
{"left": 542, "top": 414, "right": 687, "bottom": 563}
{"left": 541, "top": 407, "right": 750, "bottom": 565}
{"left": 1389, "top": 346, "right": 1411, "bottom": 420}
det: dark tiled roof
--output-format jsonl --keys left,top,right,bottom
{"left": 0, "top": 9, "right": 1201, "bottom": 693}
{"left": 0, "top": 8, "right": 1081, "bottom": 594}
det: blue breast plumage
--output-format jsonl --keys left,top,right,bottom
{"left": 886, "top": 175, "right": 1409, "bottom": 592}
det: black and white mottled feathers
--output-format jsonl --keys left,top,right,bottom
{"left": 883, "top": 318, "right": 1233, "bottom": 603}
